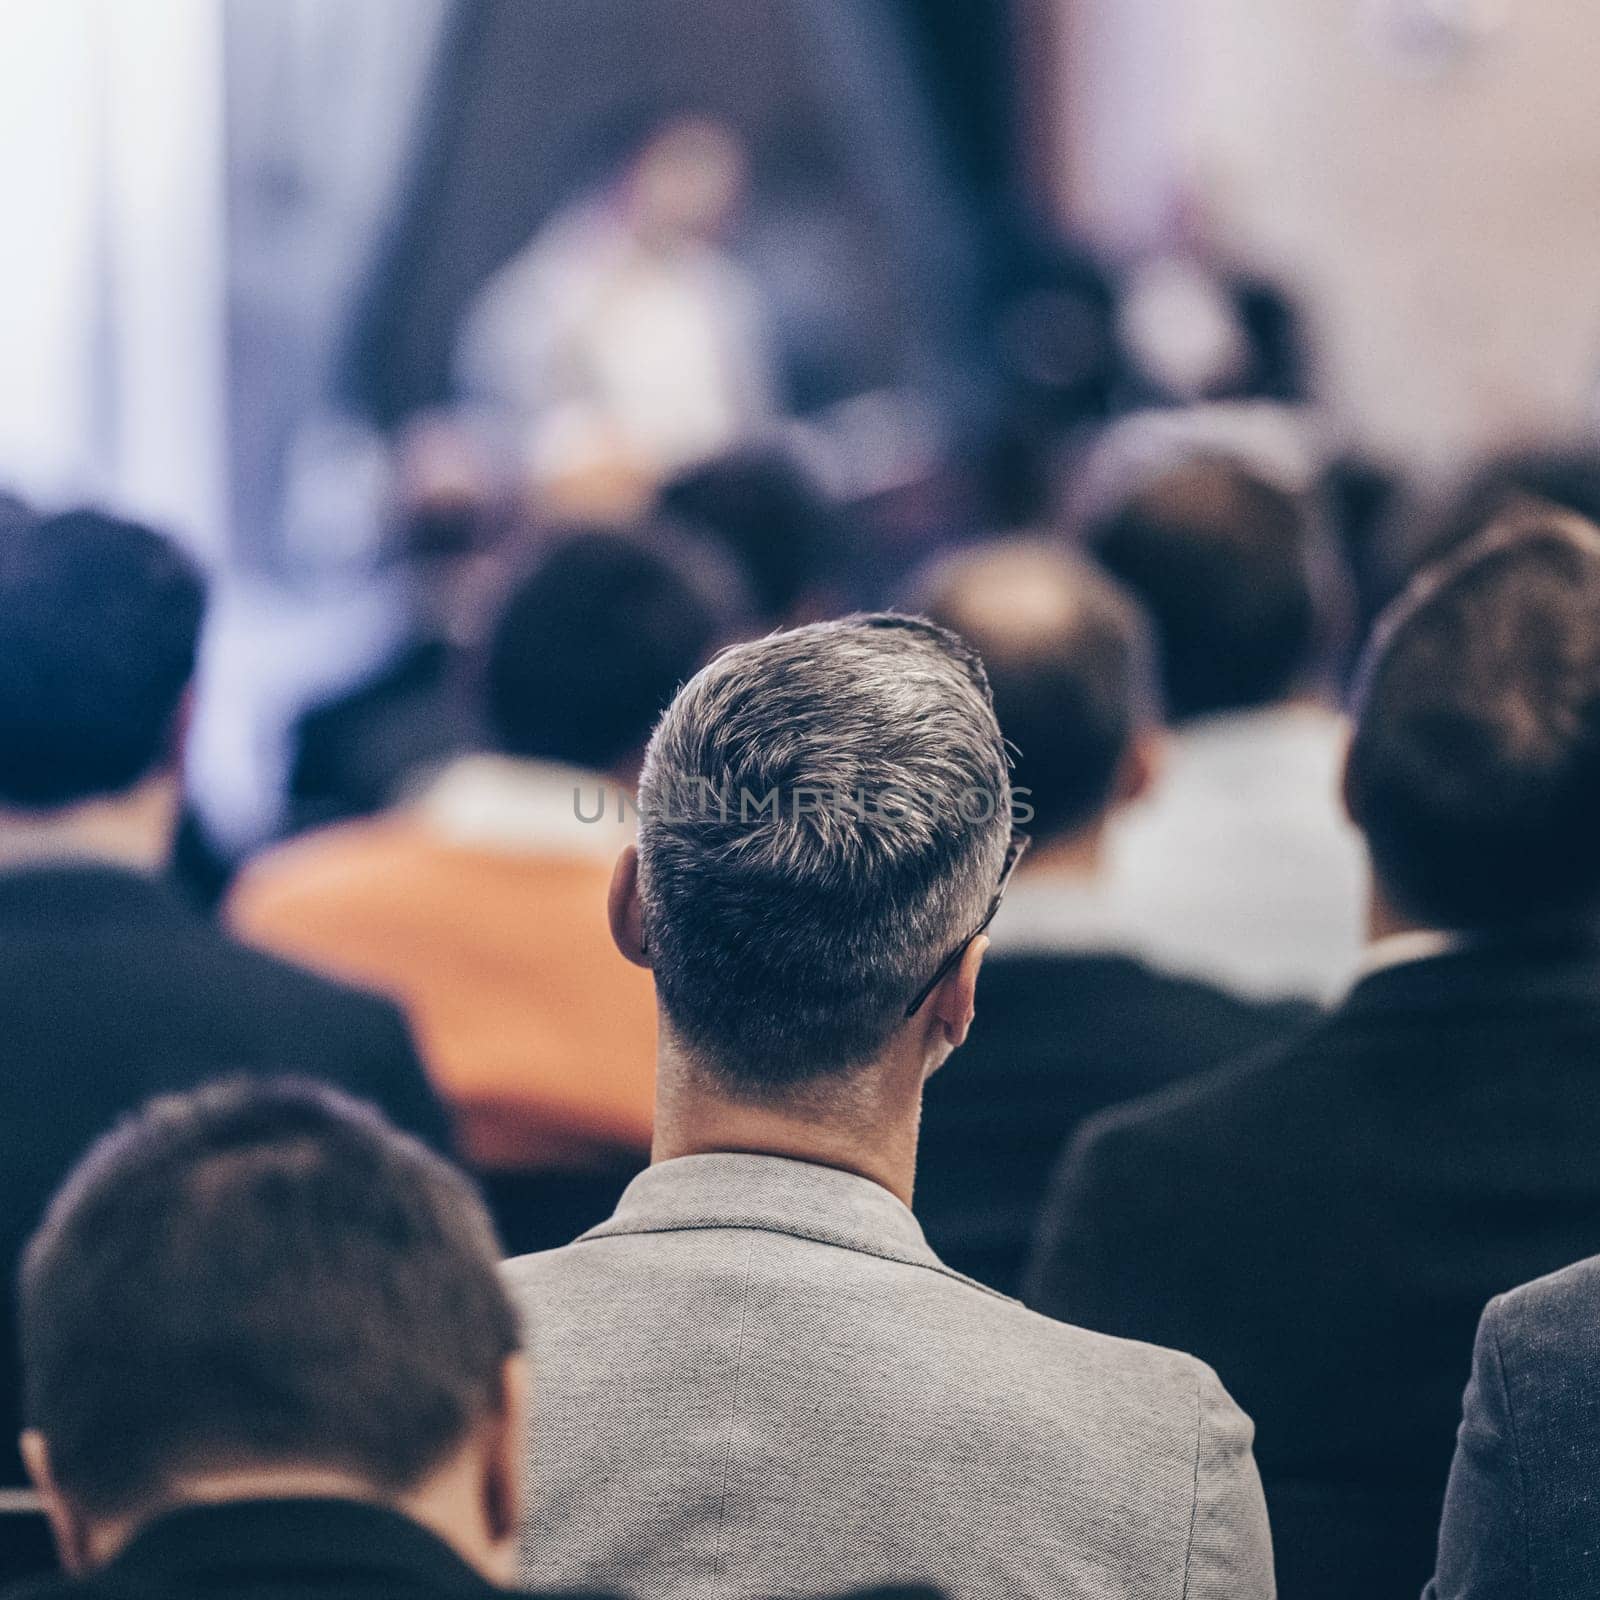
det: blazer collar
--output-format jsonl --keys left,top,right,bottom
{"left": 107, "top": 1497, "right": 496, "bottom": 1592}
{"left": 580, "top": 1152, "right": 991, "bottom": 1290}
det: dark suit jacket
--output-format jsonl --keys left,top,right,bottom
{"left": 2, "top": 1496, "right": 945, "bottom": 1600}
{"left": 0, "top": 864, "right": 450, "bottom": 1495}
{"left": 6, "top": 1498, "right": 575, "bottom": 1600}
{"left": 1427, "top": 1254, "right": 1600, "bottom": 1600}
{"left": 1026, "top": 933, "right": 1600, "bottom": 1600}
{"left": 916, "top": 950, "right": 1313, "bottom": 1294}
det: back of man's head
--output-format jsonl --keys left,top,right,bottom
{"left": 637, "top": 615, "right": 1011, "bottom": 1096}
{"left": 0, "top": 509, "right": 205, "bottom": 810}
{"left": 19, "top": 1079, "right": 520, "bottom": 1559}
{"left": 1346, "top": 514, "right": 1600, "bottom": 931}
{"left": 484, "top": 523, "right": 745, "bottom": 775}
{"left": 1087, "top": 453, "right": 1315, "bottom": 721}
{"left": 912, "top": 540, "right": 1156, "bottom": 845}
{"left": 658, "top": 445, "right": 843, "bottom": 625}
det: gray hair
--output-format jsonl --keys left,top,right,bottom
{"left": 637, "top": 613, "right": 1011, "bottom": 1095}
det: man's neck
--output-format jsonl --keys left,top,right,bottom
{"left": 74, "top": 1461, "right": 508, "bottom": 1582}
{"left": 0, "top": 778, "right": 177, "bottom": 874}
{"left": 651, "top": 1044, "right": 924, "bottom": 1208}
{"left": 1366, "top": 879, "right": 1435, "bottom": 946}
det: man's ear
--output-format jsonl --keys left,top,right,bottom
{"left": 22, "top": 1429, "right": 91, "bottom": 1576}
{"left": 1112, "top": 728, "right": 1163, "bottom": 811}
{"left": 607, "top": 845, "right": 651, "bottom": 969}
{"left": 931, "top": 934, "right": 988, "bottom": 1052}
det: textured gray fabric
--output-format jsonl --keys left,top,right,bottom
{"left": 505, "top": 1152, "right": 1274, "bottom": 1600}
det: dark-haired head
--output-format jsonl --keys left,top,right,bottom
{"left": 19, "top": 1079, "right": 522, "bottom": 1577}
{"left": 1346, "top": 513, "right": 1600, "bottom": 932}
{"left": 484, "top": 522, "right": 748, "bottom": 778}
{"left": 657, "top": 445, "right": 845, "bottom": 625}
{"left": 1087, "top": 454, "right": 1318, "bottom": 722}
{"left": 0, "top": 509, "right": 204, "bottom": 810}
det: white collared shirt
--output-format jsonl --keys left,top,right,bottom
{"left": 1103, "top": 703, "right": 1369, "bottom": 1000}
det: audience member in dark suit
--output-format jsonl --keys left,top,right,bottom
{"left": 909, "top": 540, "right": 1314, "bottom": 1293}
{"left": 7, "top": 1079, "right": 535, "bottom": 1596}
{"left": 1027, "top": 511, "right": 1600, "bottom": 1600}
{"left": 1427, "top": 1255, "right": 1600, "bottom": 1600}
{"left": 0, "top": 511, "right": 449, "bottom": 1520}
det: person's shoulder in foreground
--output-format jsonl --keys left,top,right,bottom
{"left": 10, "top": 1077, "right": 535, "bottom": 1599}
{"left": 1427, "top": 1254, "right": 1600, "bottom": 1600}
{"left": 505, "top": 612, "right": 1274, "bottom": 1600}
{"left": 510, "top": 1152, "right": 1271, "bottom": 1600}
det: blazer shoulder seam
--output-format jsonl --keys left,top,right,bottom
{"left": 1486, "top": 1304, "right": 1534, "bottom": 1585}
{"left": 1180, "top": 1366, "right": 1203, "bottom": 1600}
{"left": 709, "top": 1237, "right": 756, "bottom": 1594}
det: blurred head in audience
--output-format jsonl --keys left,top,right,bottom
{"left": 484, "top": 523, "right": 747, "bottom": 782}
{"left": 624, "top": 115, "right": 747, "bottom": 248}
{"left": 0, "top": 508, "right": 205, "bottom": 866}
{"left": 1087, "top": 453, "right": 1318, "bottom": 723}
{"left": 610, "top": 615, "right": 1010, "bottom": 1195}
{"left": 1345, "top": 513, "right": 1600, "bottom": 936}
{"left": 658, "top": 445, "right": 845, "bottom": 625}
{"left": 18, "top": 1079, "right": 523, "bottom": 1578}
{"left": 912, "top": 539, "right": 1160, "bottom": 865}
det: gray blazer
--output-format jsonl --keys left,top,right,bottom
{"left": 1427, "top": 1254, "right": 1600, "bottom": 1600}
{"left": 505, "top": 1153, "right": 1274, "bottom": 1600}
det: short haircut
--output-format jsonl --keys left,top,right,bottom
{"left": 20, "top": 1079, "right": 519, "bottom": 1520}
{"left": 484, "top": 523, "right": 744, "bottom": 773}
{"left": 0, "top": 508, "right": 206, "bottom": 809}
{"left": 658, "top": 445, "right": 843, "bottom": 624}
{"left": 913, "top": 541, "right": 1156, "bottom": 842}
{"left": 1346, "top": 514, "right": 1600, "bottom": 929}
{"left": 637, "top": 615, "right": 1011, "bottom": 1094}
{"left": 1087, "top": 454, "right": 1316, "bottom": 721}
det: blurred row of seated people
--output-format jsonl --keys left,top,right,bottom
{"left": 9, "top": 432, "right": 1600, "bottom": 1597}
{"left": 233, "top": 527, "right": 747, "bottom": 1176}
{"left": 285, "top": 441, "right": 846, "bottom": 839}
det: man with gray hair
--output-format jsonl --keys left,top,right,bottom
{"left": 505, "top": 614, "right": 1274, "bottom": 1600}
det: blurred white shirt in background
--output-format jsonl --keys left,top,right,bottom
{"left": 1104, "top": 702, "right": 1368, "bottom": 1001}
